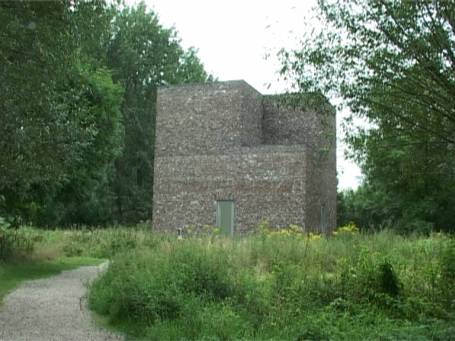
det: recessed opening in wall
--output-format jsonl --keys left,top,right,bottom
{"left": 320, "top": 203, "right": 327, "bottom": 234}
{"left": 216, "top": 200, "right": 235, "bottom": 236}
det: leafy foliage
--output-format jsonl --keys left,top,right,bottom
{"left": 281, "top": 0, "right": 455, "bottom": 232}
{"left": 2, "top": 225, "right": 454, "bottom": 339}
{"left": 0, "top": 0, "right": 211, "bottom": 226}
{"left": 0, "top": 1, "right": 123, "bottom": 226}
{"left": 0, "top": 1, "right": 91, "bottom": 198}
{"left": 89, "top": 230, "right": 455, "bottom": 339}
{"left": 106, "top": 3, "right": 211, "bottom": 223}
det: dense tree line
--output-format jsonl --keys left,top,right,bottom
{"left": 0, "top": 1, "right": 211, "bottom": 227}
{"left": 282, "top": 0, "right": 455, "bottom": 232}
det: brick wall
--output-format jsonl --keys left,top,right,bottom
{"left": 153, "top": 146, "right": 306, "bottom": 232}
{"left": 155, "top": 80, "right": 262, "bottom": 157}
{"left": 152, "top": 81, "right": 336, "bottom": 233}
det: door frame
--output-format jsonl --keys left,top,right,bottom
{"left": 215, "top": 200, "right": 235, "bottom": 236}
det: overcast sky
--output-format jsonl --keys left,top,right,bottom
{"left": 126, "top": 0, "right": 363, "bottom": 190}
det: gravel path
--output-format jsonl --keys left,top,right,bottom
{"left": 0, "top": 262, "right": 123, "bottom": 341}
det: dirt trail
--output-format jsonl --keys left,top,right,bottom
{"left": 0, "top": 262, "right": 122, "bottom": 341}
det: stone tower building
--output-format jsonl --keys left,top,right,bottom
{"left": 152, "top": 80, "right": 336, "bottom": 234}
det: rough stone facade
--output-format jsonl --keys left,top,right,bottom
{"left": 152, "top": 80, "right": 336, "bottom": 233}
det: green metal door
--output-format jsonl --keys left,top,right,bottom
{"left": 216, "top": 200, "right": 234, "bottom": 235}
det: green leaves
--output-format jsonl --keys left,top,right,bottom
{"left": 0, "top": 1, "right": 121, "bottom": 225}
{"left": 282, "top": 0, "right": 455, "bottom": 232}
{"left": 0, "top": 0, "right": 211, "bottom": 226}
{"left": 0, "top": 0, "right": 210, "bottom": 226}
{"left": 106, "top": 3, "right": 211, "bottom": 224}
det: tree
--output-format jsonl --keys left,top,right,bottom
{"left": 33, "top": 66, "right": 124, "bottom": 226}
{"left": 0, "top": 1, "right": 123, "bottom": 226}
{"left": 0, "top": 1, "right": 77, "bottom": 195}
{"left": 0, "top": 0, "right": 211, "bottom": 227}
{"left": 281, "top": 0, "right": 455, "bottom": 231}
{"left": 106, "top": 3, "right": 211, "bottom": 223}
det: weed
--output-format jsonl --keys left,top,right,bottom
{"left": 88, "top": 229, "right": 455, "bottom": 339}
{"left": 379, "top": 260, "right": 401, "bottom": 297}
{"left": 0, "top": 227, "right": 35, "bottom": 261}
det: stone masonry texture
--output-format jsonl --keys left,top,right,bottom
{"left": 152, "top": 80, "right": 336, "bottom": 233}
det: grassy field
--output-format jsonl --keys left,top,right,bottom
{"left": 1, "top": 225, "right": 454, "bottom": 339}
{"left": 0, "top": 226, "right": 152, "bottom": 302}
{"left": 88, "top": 227, "right": 455, "bottom": 340}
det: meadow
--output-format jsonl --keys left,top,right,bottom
{"left": 0, "top": 226, "right": 151, "bottom": 302}
{"left": 1, "top": 224, "right": 454, "bottom": 340}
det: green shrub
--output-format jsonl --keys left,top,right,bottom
{"left": 440, "top": 238, "right": 455, "bottom": 283}
{"left": 379, "top": 260, "right": 401, "bottom": 297}
{"left": 90, "top": 241, "right": 239, "bottom": 328}
{"left": 439, "top": 238, "right": 455, "bottom": 307}
{"left": 88, "top": 230, "right": 455, "bottom": 339}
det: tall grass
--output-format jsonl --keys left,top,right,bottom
{"left": 0, "top": 224, "right": 160, "bottom": 261}
{"left": 89, "top": 230, "right": 455, "bottom": 340}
